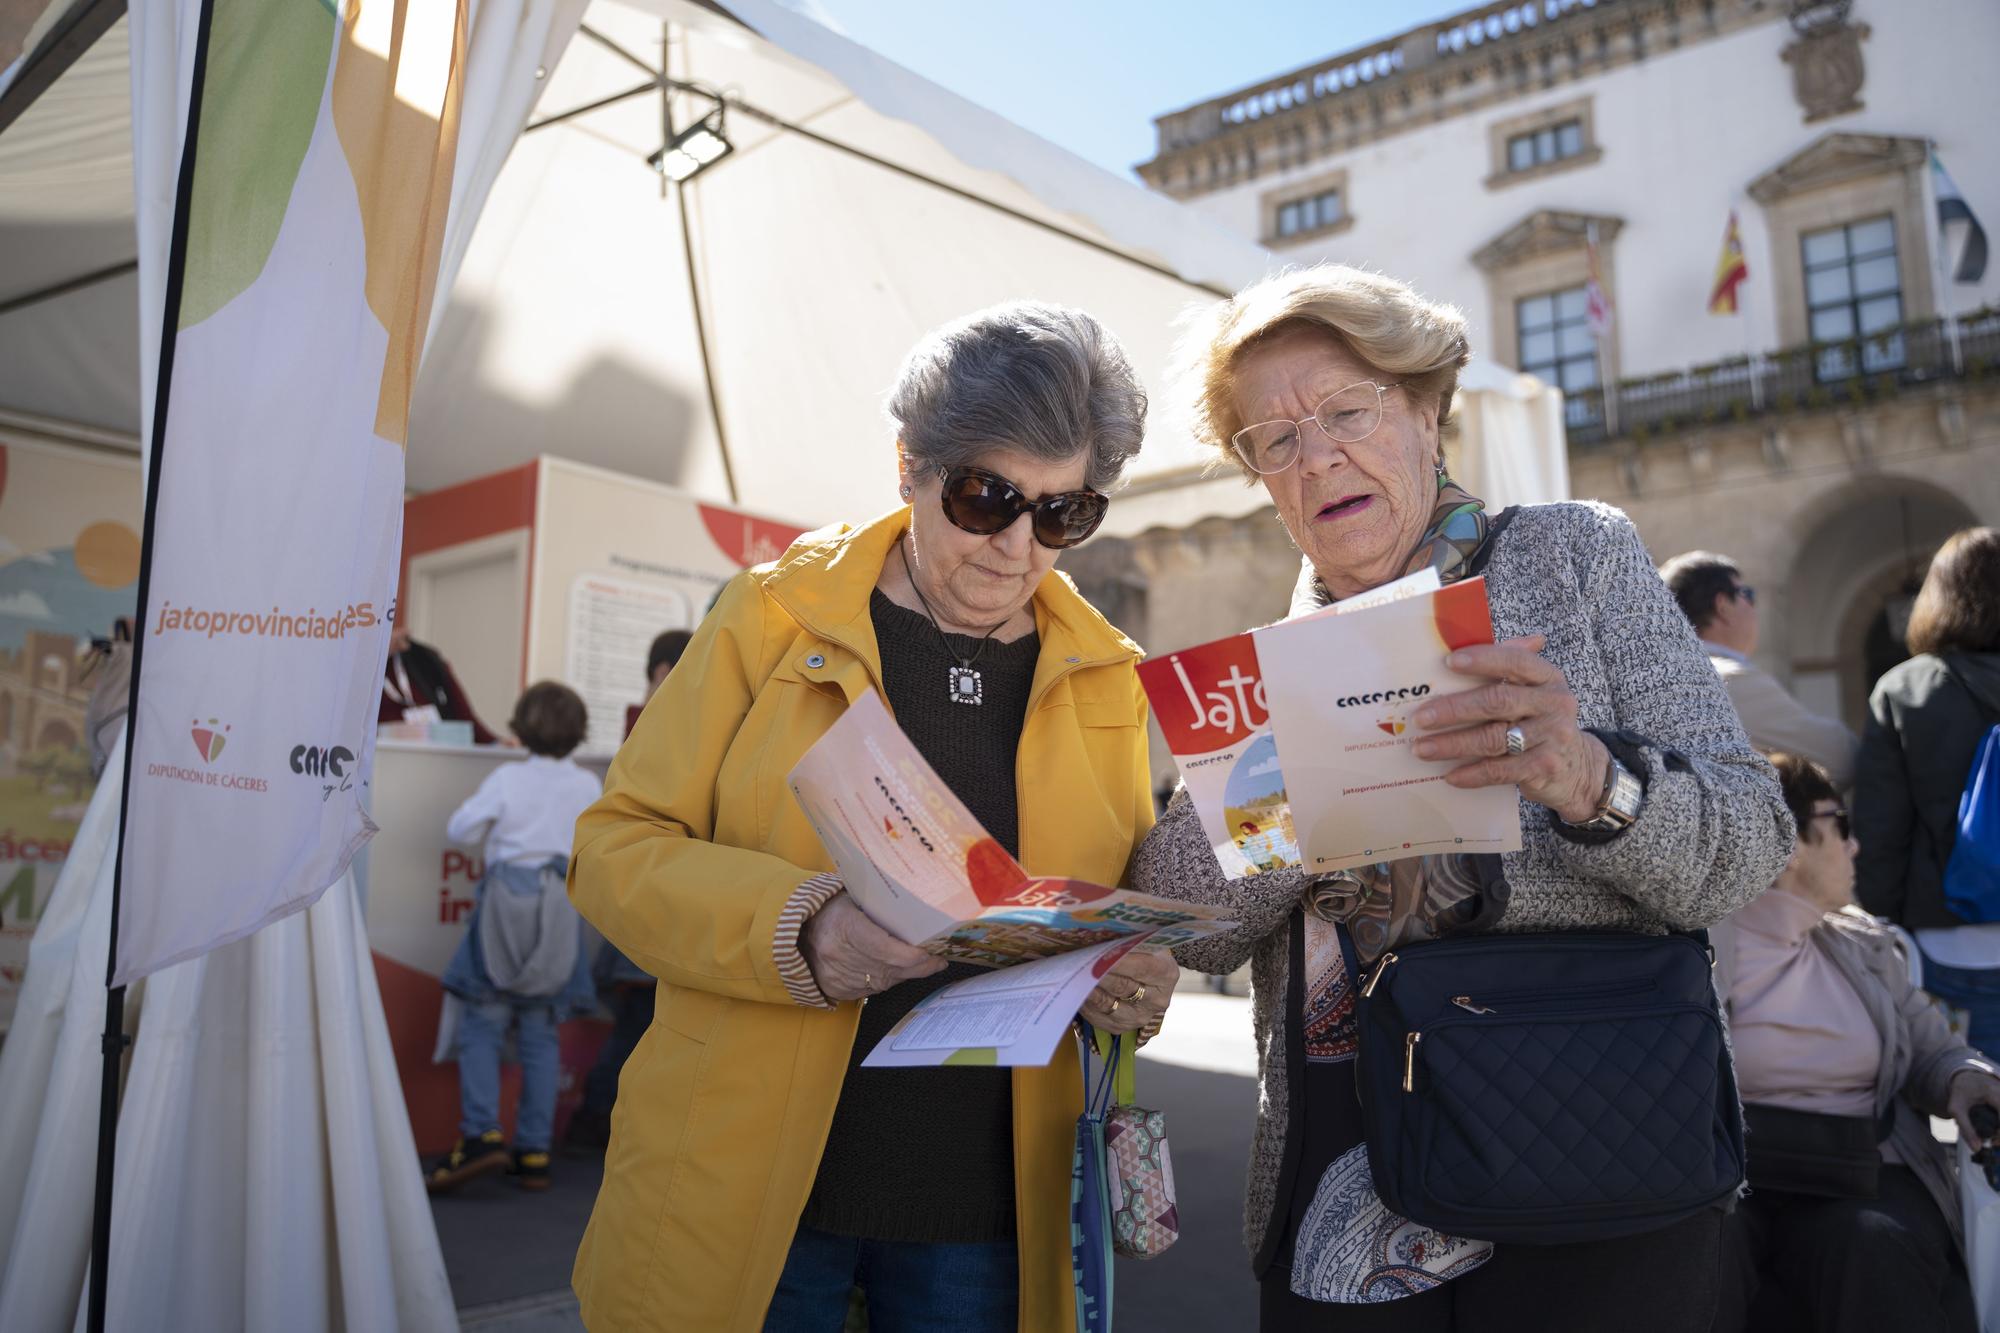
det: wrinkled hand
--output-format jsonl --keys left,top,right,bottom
{"left": 1948, "top": 1068, "right": 2000, "bottom": 1151}
{"left": 801, "top": 892, "right": 945, "bottom": 1004}
{"left": 1080, "top": 947, "right": 1179, "bottom": 1036}
{"left": 1409, "top": 634, "right": 1611, "bottom": 825}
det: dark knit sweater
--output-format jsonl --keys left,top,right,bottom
{"left": 797, "top": 591, "right": 1040, "bottom": 1243}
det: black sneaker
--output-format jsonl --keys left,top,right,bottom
{"left": 425, "top": 1131, "right": 508, "bottom": 1194}
{"left": 511, "top": 1148, "right": 552, "bottom": 1192}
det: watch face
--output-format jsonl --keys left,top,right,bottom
{"left": 1604, "top": 762, "right": 1644, "bottom": 823}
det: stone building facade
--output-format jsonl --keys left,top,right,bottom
{"left": 1065, "top": 0, "right": 2000, "bottom": 760}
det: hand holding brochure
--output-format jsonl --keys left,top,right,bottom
{"left": 860, "top": 937, "right": 1143, "bottom": 1069}
{"left": 1137, "top": 570, "right": 1521, "bottom": 878}
{"left": 1256, "top": 575, "right": 1521, "bottom": 870}
{"left": 786, "top": 690, "right": 1235, "bottom": 1065}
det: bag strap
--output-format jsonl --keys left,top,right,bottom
{"left": 1080, "top": 1020, "right": 1144, "bottom": 1104}
{"left": 1077, "top": 1026, "right": 1125, "bottom": 1118}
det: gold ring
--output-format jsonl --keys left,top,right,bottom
{"left": 1125, "top": 985, "right": 1147, "bottom": 1004}
{"left": 1108, "top": 996, "right": 1120, "bottom": 1015}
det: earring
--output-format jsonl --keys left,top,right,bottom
{"left": 1434, "top": 456, "right": 1447, "bottom": 478}
{"left": 899, "top": 485, "right": 913, "bottom": 500}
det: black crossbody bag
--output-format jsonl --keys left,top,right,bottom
{"left": 1354, "top": 930, "right": 1746, "bottom": 1245}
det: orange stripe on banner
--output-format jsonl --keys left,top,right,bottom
{"left": 331, "top": 0, "right": 469, "bottom": 447}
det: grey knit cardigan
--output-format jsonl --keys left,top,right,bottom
{"left": 1131, "top": 500, "right": 1797, "bottom": 1263}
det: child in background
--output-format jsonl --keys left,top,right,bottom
{"left": 426, "top": 681, "right": 602, "bottom": 1194}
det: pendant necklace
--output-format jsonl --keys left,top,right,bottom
{"left": 898, "top": 539, "right": 1006, "bottom": 705}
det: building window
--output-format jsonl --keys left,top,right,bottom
{"left": 1275, "top": 187, "right": 1344, "bottom": 239}
{"left": 1803, "top": 216, "right": 1904, "bottom": 379}
{"left": 1516, "top": 286, "right": 1601, "bottom": 428}
{"left": 1506, "top": 119, "right": 1585, "bottom": 173}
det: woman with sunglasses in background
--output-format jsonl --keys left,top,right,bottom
{"left": 1713, "top": 751, "right": 2000, "bottom": 1333}
{"left": 566, "top": 301, "right": 1175, "bottom": 1332}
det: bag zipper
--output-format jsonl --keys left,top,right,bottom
{"left": 1448, "top": 979, "right": 1652, "bottom": 1015}
{"left": 1402, "top": 1031, "right": 1421, "bottom": 1091}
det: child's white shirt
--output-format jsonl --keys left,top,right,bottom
{"left": 445, "top": 754, "right": 603, "bottom": 868}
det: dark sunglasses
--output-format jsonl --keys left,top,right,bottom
{"left": 934, "top": 465, "right": 1109, "bottom": 550}
{"left": 1808, "top": 807, "right": 1851, "bottom": 841}
{"left": 1733, "top": 584, "right": 1757, "bottom": 605}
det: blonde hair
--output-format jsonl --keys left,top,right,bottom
{"left": 1174, "top": 264, "right": 1470, "bottom": 479}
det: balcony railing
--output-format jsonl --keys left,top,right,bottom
{"left": 1562, "top": 310, "right": 2000, "bottom": 447}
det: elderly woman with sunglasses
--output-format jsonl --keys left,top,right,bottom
{"left": 567, "top": 301, "right": 1176, "bottom": 1333}
{"left": 1129, "top": 265, "right": 1792, "bottom": 1332}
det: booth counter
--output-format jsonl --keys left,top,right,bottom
{"left": 366, "top": 737, "right": 611, "bottom": 1155}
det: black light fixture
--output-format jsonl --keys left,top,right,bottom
{"left": 648, "top": 100, "right": 733, "bottom": 185}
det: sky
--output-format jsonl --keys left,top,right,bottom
{"left": 806, "top": 1, "right": 1478, "bottom": 182}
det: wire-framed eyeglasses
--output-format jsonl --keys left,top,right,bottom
{"left": 1230, "top": 380, "right": 1403, "bottom": 476}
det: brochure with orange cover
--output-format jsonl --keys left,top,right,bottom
{"left": 1252, "top": 575, "right": 1522, "bottom": 871}
{"left": 786, "top": 690, "right": 1234, "bottom": 966}
{"left": 786, "top": 691, "right": 1235, "bottom": 1067}
{"left": 1136, "top": 568, "right": 1446, "bottom": 879}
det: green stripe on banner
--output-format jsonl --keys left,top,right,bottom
{"left": 178, "top": 0, "right": 337, "bottom": 329}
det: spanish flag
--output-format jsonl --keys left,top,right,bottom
{"left": 1708, "top": 210, "right": 1749, "bottom": 315}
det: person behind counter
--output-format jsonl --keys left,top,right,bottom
{"left": 426, "top": 681, "right": 603, "bottom": 1195}
{"left": 381, "top": 623, "right": 499, "bottom": 744}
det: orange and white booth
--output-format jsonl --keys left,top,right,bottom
{"left": 367, "top": 455, "right": 803, "bottom": 1150}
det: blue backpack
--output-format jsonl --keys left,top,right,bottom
{"left": 1942, "top": 660, "right": 2000, "bottom": 923}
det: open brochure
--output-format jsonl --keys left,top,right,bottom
{"left": 1137, "top": 570, "right": 1521, "bottom": 879}
{"left": 860, "top": 936, "right": 1143, "bottom": 1068}
{"left": 787, "top": 690, "right": 1235, "bottom": 1065}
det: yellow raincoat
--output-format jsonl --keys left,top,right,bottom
{"left": 568, "top": 509, "right": 1155, "bottom": 1330}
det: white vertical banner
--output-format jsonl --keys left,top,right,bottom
{"left": 113, "top": 0, "right": 473, "bottom": 986}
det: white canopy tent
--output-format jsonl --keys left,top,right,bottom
{"left": 0, "top": 0, "right": 1566, "bottom": 538}
{"left": 0, "top": 0, "right": 1568, "bottom": 1325}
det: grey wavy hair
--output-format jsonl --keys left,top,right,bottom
{"left": 887, "top": 301, "right": 1148, "bottom": 493}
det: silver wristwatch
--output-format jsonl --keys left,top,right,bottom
{"left": 1561, "top": 754, "right": 1643, "bottom": 833}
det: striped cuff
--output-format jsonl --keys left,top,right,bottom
{"left": 774, "top": 873, "right": 845, "bottom": 1009}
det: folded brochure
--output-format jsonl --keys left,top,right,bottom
{"left": 1137, "top": 569, "right": 1521, "bottom": 878}
{"left": 787, "top": 689, "right": 1235, "bottom": 1065}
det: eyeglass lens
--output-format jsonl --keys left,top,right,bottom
{"left": 1233, "top": 382, "right": 1386, "bottom": 475}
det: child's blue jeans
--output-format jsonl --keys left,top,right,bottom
{"left": 456, "top": 998, "right": 560, "bottom": 1151}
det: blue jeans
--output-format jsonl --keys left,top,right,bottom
{"left": 456, "top": 998, "right": 560, "bottom": 1150}
{"left": 1921, "top": 954, "right": 2000, "bottom": 1061}
{"left": 762, "top": 1224, "right": 1018, "bottom": 1332}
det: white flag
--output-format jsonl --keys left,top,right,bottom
{"left": 115, "top": 0, "right": 470, "bottom": 984}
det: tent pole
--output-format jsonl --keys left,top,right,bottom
{"left": 0, "top": 260, "right": 138, "bottom": 317}
{"left": 0, "top": 0, "right": 125, "bottom": 138}
{"left": 570, "top": 23, "right": 1232, "bottom": 301}
{"left": 86, "top": 985, "right": 128, "bottom": 1333}
{"left": 663, "top": 23, "right": 740, "bottom": 503}
{"left": 89, "top": 0, "right": 218, "bottom": 1326}
{"left": 522, "top": 80, "right": 657, "bottom": 134}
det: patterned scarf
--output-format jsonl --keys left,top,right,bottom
{"left": 1295, "top": 473, "right": 1510, "bottom": 965}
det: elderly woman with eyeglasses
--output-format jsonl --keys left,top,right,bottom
{"left": 566, "top": 301, "right": 1176, "bottom": 1332}
{"left": 1129, "top": 265, "right": 1793, "bottom": 1332}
